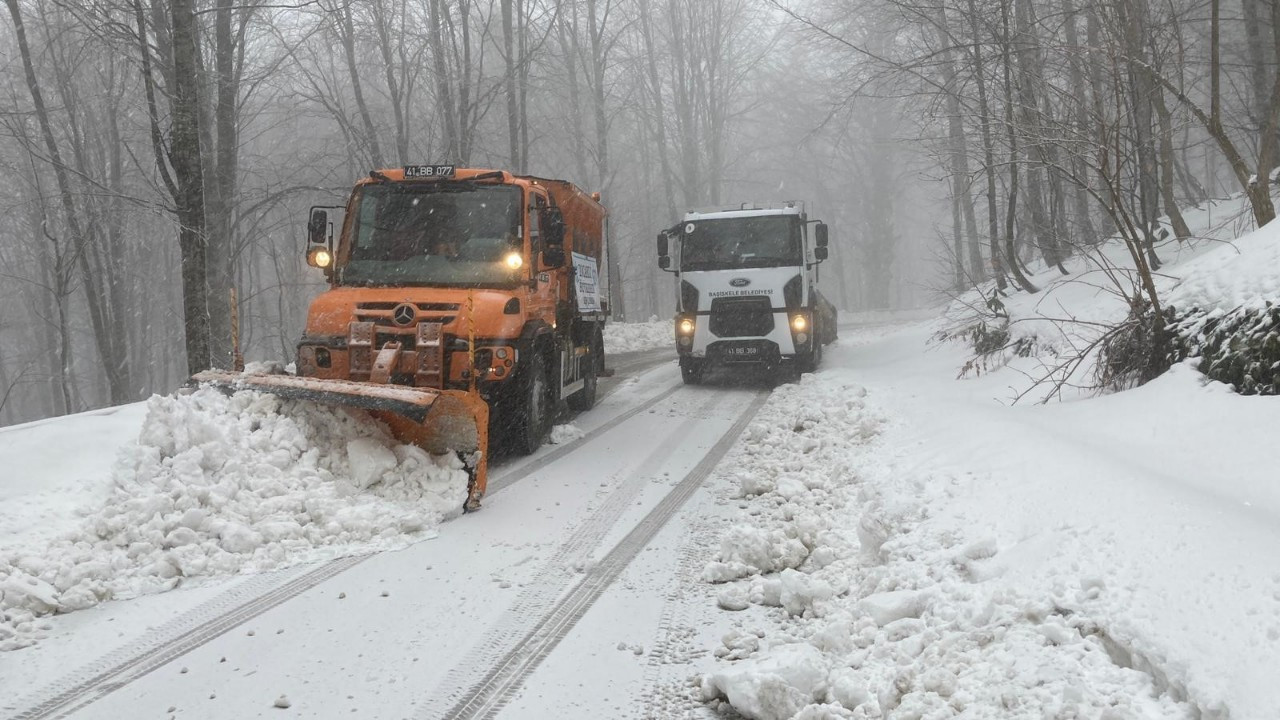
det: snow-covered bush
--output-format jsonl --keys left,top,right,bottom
{"left": 1170, "top": 303, "right": 1280, "bottom": 394}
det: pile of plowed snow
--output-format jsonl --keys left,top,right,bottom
{"left": 604, "top": 318, "right": 672, "bottom": 354}
{"left": 0, "top": 387, "right": 467, "bottom": 651}
{"left": 697, "top": 374, "right": 1193, "bottom": 719}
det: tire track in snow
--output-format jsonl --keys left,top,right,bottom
{"left": 634, "top": 514, "right": 722, "bottom": 720}
{"left": 5, "top": 356, "right": 678, "bottom": 720}
{"left": 488, "top": 379, "right": 681, "bottom": 494}
{"left": 420, "top": 389, "right": 726, "bottom": 718}
{"left": 423, "top": 389, "right": 770, "bottom": 720}
{"left": 5, "top": 554, "right": 366, "bottom": 720}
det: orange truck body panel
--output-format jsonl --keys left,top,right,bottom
{"left": 281, "top": 167, "right": 608, "bottom": 509}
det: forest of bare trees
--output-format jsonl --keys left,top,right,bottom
{"left": 0, "top": 0, "right": 1276, "bottom": 425}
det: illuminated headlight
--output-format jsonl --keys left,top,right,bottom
{"left": 790, "top": 314, "right": 808, "bottom": 332}
{"left": 504, "top": 252, "right": 524, "bottom": 270}
{"left": 308, "top": 247, "right": 332, "bottom": 268}
{"left": 678, "top": 317, "right": 695, "bottom": 335}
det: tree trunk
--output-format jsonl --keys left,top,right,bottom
{"left": 170, "top": 0, "right": 211, "bottom": 375}
{"left": 964, "top": 0, "right": 1008, "bottom": 291}
{"left": 1000, "top": 0, "right": 1038, "bottom": 292}
{"left": 936, "top": 10, "right": 984, "bottom": 284}
{"left": 639, "top": 0, "right": 678, "bottom": 219}
{"left": 427, "top": 0, "right": 459, "bottom": 160}
{"left": 1012, "top": 0, "right": 1063, "bottom": 272}
{"left": 1152, "top": 91, "right": 1193, "bottom": 238}
{"left": 585, "top": 0, "right": 624, "bottom": 319}
{"left": 502, "top": 0, "right": 520, "bottom": 169}
{"left": 1243, "top": 0, "right": 1272, "bottom": 134}
{"left": 338, "top": 0, "right": 384, "bottom": 168}
{"left": 555, "top": 0, "right": 590, "bottom": 184}
{"left": 1061, "top": 0, "right": 1100, "bottom": 245}
{"left": 669, "top": 0, "right": 701, "bottom": 207}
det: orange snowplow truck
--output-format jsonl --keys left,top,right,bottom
{"left": 195, "top": 166, "right": 609, "bottom": 511}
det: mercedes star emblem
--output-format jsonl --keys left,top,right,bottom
{"left": 392, "top": 303, "right": 416, "bottom": 326}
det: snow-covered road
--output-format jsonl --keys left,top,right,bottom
{"left": 3, "top": 317, "right": 1278, "bottom": 720}
{"left": 1, "top": 349, "right": 775, "bottom": 719}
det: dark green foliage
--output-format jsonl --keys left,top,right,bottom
{"left": 969, "top": 321, "right": 1011, "bottom": 355}
{"left": 1171, "top": 302, "right": 1280, "bottom": 395}
{"left": 936, "top": 319, "right": 1041, "bottom": 379}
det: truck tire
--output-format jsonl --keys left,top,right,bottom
{"left": 680, "top": 357, "right": 705, "bottom": 385}
{"left": 566, "top": 330, "right": 601, "bottom": 411}
{"left": 798, "top": 326, "right": 823, "bottom": 374}
{"left": 510, "top": 348, "right": 551, "bottom": 455}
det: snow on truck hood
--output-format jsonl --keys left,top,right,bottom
{"left": 0, "top": 387, "right": 467, "bottom": 651}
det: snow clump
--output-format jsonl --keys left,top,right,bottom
{"left": 0, "top": 387, "right": 468, "bottom": 651}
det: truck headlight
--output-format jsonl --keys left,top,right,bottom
{"left": 504, "top": 251, "right": 524, "bottom": 270}
{"left": 678, "top": 317, "right": 695, "bottom": 335}
{"left": 790, "top": 314, "right": 808, "bottom": 332}
{"left": 308, "top": 247, "right": 332, "bottom": 268}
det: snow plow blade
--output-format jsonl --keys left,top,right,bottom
{"left": 191, "top": 370, "right": 489, "bottom": 511}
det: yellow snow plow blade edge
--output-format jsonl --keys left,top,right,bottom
{"left": 190, "top": 370, "right": 489, "bottom": 510}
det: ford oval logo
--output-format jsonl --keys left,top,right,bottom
{"left": 729, "top": 278, "right": 751, "bottom": 287}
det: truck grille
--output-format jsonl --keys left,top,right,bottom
{"left": 356, "top": 302, "right": 458, "bottom": 348}
{"left": 709, "top": 297, "right": 774, "bottom": 337}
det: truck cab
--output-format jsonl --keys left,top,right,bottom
{"left": 300, "top": 166, "right": 609, "bottom": 454}
{"left": 656, "top": 205, "right": 836, "bottom": 383}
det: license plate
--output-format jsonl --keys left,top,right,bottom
{"left": 403, "top": 164, "right": 456, "bottom": 178}
{"left": 726, "top": 346, "right": 759, "bottom": 356}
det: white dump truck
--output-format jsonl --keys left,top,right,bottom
{"left": 656, "top": 204, "right": 837, "bottom": 383}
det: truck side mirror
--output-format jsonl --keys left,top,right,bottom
{"left": 308, "top": 209, "right": 328, "bottom": 245}
{"left": 815, "top": 222, "right": 829, "bottom": 248}
{"left": 306, "top": 208, "right": 334, "bottom": 272}
{"left": 815, "top": 246, "right": 829, "bottom": 262}
{"left": 657, "top": 233, "right": 675, "bottom": 271}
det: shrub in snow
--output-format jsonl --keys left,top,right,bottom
{"left": 1094, "top": 303, "right": 1179, "bottom": 391}
{"left": 0, "top": 387, "right": 468, "bottom": 650}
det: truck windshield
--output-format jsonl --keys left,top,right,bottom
{"left": 679, "top": 216, "right": 801, "bottom": 271}
{"left": 339, "top": 184, "right": 523, "bottom": 287}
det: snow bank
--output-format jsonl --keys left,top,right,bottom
{"left": 604, "top": 318, "right": 672, "bottom": 354}
{"left": 1167, "top": 217, "right": 1280, "bottom": 314}
{"left": 0, "top": 387, "right": 468, "bottom": 651}
{"left": 698, "top": 373, "right": 1195, "bottom": 719}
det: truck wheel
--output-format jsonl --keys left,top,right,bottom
{"left": 511, "top": 349, "right": 550, "bottom": 455}
{"left": 798, "top": 334, "right": 823, "bottom": 374}
{"left": 680, "top": 357, "right": 705, "bottom": 385}
{"left": 566, "top": 333, "right": 600, "bottom": 411}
